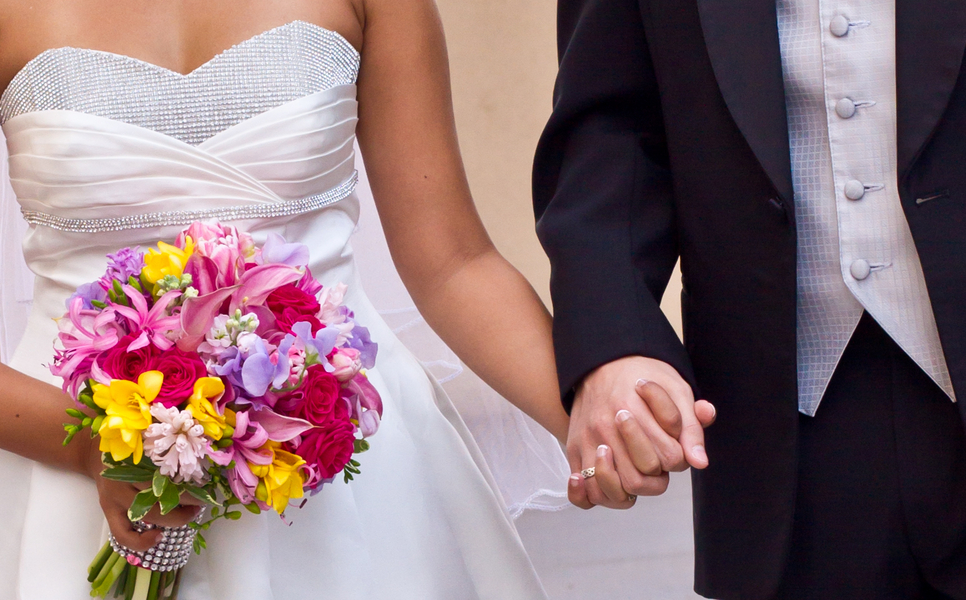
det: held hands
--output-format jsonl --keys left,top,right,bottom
{"left": 84, "top": 438, "right": 203, "bottom": 552}
{"left": 566, "top": 356, "right": 716, "bottom": 509}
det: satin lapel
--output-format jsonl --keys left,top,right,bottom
{"left": 896, "top": 0, "right": 966, "bottom": 179}
{"left": 696, "top": 0, "right": 794, "bottom": 208}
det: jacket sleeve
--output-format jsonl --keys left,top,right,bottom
{"left": 533, "top": 0, "right": 694, "bottom": 411}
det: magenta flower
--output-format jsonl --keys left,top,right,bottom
{"left": 51, "top": 297, "right": 125, "bottom": 395}
{"left": 113, "top": 285, "right": 182, "bottom": 352}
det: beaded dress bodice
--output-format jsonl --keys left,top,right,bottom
{"left": 1, "top": 22, "right": 359, "bottom": 144}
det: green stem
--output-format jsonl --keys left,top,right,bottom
{"left": 113, "top": 564, "right": 129, "bottom": 598}
{"left": 132, "top": 567, "right": 152, "bottom": 600}
{"left": 124, "top": 563, "right": 138, "bottom": 600}
{"left": 88, "top": 542, "right": 114, "bottom": 583}
{"left": 146, "top": 570, "right": 161, "bottom": 600}
{"left": 92, "top": 552, "right": 127, "bottom": 598}
{"left": 165, "top": 569, "right": 183, "bottom": 600}
{"left": 91, "top": 552, "right": 121, "bottom": 591}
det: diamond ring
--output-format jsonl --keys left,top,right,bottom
{"left": 580, "top": 467, "right": 596, "bottom": 479}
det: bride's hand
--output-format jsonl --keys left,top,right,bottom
{"left": 84, "top": 439, "right": 203, "bottom": 552}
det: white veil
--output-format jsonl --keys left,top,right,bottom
{"left": 350, "top": 150, "right": 570, "bottom": 517}
{"left": 0, "top": 132, "right": 569, "bottom": 517}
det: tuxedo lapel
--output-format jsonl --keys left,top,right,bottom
{"left": 896, "top": 0, "right": 966, "bottom": 180}
{"left": 696, "top": 0, "right": 794, "bottom": 209}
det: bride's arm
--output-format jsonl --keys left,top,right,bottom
{"left": 355, "top": 0, "right": 569, "bottom": 441}
{"left": 0, "top": 363, "right": 94, "bottom": 473}
{"left": 0, "top": 363, "right": 200, "bottom": 549}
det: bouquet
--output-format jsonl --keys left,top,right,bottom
{"left": 52, "top": 222, "right": 383, "bottom": 600}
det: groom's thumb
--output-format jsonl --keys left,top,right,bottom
{"left": 681, "top": 400, "right": 715, "bottom": 470}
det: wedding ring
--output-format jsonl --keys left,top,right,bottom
{"left": 580, "top": 467, "right": 596, "bottom": 479}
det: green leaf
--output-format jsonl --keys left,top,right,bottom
{"left": 101, "top": 465, "right": 155, "bottom": 484}
{"left": 193, "top": 532, "right": 207, "bottom": 555}
{"left": 127, "top": 489, "right": 157, "bottom": 522}
{"left": 353, "top": 439, "right": 370, "bottom": 453}
{"left": 158, "top": 482, "right": 181, "bottom": 515}
{"left": 152, "top": 470, "right": 169, "bottom": 498}
{"left": 182, "top": 485, "right": 220, "bottom": 506}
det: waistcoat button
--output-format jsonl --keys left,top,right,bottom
{"left": 844, "top": 180, "right": 866, "bottom": 200}
{"left": 830, "top": 15, "right": 851, "bottom": 37}
{"left": 850, "top": 259, "right": 871, "bottom": 280}
{"left": 835, "top": 98, "right": 857, "bottom": 119}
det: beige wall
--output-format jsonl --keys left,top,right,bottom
{"left": 436, "top": 0, "right": 684, "bottom": 337}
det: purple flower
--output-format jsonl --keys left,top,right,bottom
{"left": 99, "top": 247, "right": 145, "bottom": 289}
{"left": 66, "top": 282, "right": 109, "bottom": 311}
{"left": 289, "top": 321, "right": 339, "bottom": 370}
{"left": 346, "top": 325, "right": 378, "bottom": 370}
{"left": 259, "top": 233, "right": 310, "bottom": 268}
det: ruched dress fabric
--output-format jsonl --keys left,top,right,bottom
{"left": 0, "top": 21, "right": 548, "bottom": 600}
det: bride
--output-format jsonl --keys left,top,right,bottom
{"left": 0, "top": 1, "right": 572, "bottom": 598}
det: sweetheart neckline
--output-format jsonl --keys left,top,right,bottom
{"left": 0, "top": 20, "right": 359, "bottom": 103}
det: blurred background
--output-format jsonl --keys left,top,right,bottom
{"left": 433, "top": 0, "right": 698, "bottom": 598}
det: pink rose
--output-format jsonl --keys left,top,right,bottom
{"left": 330, "top": 348, "right": 362, "bottom": 382}
{"left": 98, "top": 334, "right": 160, "bottom": 381}
{"left": 294, "top": 365, "right": 347, "bottom": 425}
{"left": 296, "top": 420, "right": 355, "bottom": 483}
{"left": 151, "top": 348, "right": 209, "bottom": 408}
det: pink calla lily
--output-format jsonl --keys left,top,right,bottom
{"left": 229, "top": 263, "right": 303, "bottom": 313}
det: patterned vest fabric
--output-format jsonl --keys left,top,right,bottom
{"left": 776, "top": 0, "right": 954, "bottom": 414}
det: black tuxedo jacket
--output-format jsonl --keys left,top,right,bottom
{"left": 532, "top": 0, "right": 966, "bottom": 598}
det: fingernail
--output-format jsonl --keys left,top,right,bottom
{"left": 692, "top": 445, "right": 708, "bottom": 464}
{"left": 597, "top": 444, "right": 609, "bottom": 458}
{"left": 636, "top": 378, "right": 649, "bottom": 387}
{"left": 569, "top": 474, "right": 581, "bottom": 487}
{"left": 616, "top": 409, "right": 632, "bottom": 423}
{"left": 709, "top": 404, "right": 717, "bottom": 419}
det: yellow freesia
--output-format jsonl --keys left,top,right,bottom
{"left": 142, "top": 239, "right": 195, "bottom": 288}
{"left": 93, "top": 371, "right": 163, "bottom": 463}
{"left": 186, "top": 377, "right": 229, "bottom": 440}
{"left": 252, "top": 443, "right": 306, "bottom": 513}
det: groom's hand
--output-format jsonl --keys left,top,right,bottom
{"left": 566, "top": 356, "right": 716, "bottom": 510}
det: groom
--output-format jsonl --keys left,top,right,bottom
{"left": 533, "top": 0, "right": 966, "bottom": 598}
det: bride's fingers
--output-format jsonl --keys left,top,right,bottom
{"left": 100, "top": 494, "right": 162, "bottom": 552}
{"left": 592, "top": 444, "right": 629, "bottom": 505}
{"left": 568, "top": 474, "right": 594, "bottom": 510}
{"left": 143, "top": 503, "right": 202, "bottom": 528}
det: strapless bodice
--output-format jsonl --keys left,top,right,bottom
{"left": 0, "top": 21, "right": 365, "bottom": 379}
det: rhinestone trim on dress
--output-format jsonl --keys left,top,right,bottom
{"left": 0, "top": 21, "right": 360, "bottom": 145}
{"left": 21, "top": 171, "right": 358, "bottom": 233}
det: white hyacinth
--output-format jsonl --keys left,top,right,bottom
{"left": 144, "top": 404, "right": 211, "bottom": 485}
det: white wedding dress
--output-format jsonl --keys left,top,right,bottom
{"left": 0, "top": 21, "right": 555, "bottom": 600}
